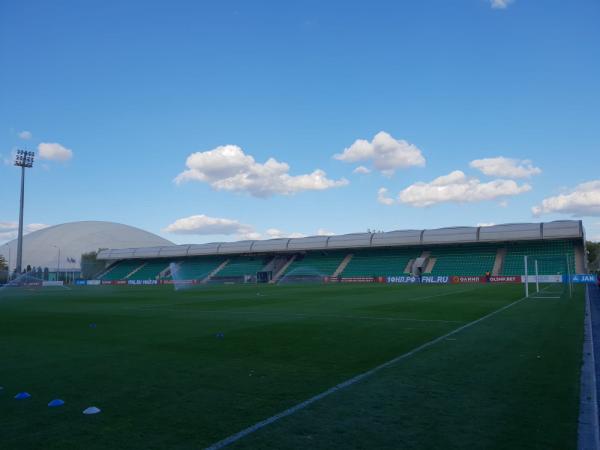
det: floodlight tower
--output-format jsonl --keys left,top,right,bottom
{"left": 14, "top": 150, "right": 35, "bottom": 275}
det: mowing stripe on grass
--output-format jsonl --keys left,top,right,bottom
{"left": 153, "top": 309, "right": 466, "bottom": 324}
{"left": 204, "top": 293, "right": 528, "bottom": 450}
{"left": 135, "top": 285, "right": 481, "bottom": 311}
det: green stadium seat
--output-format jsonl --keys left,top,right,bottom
{"left": 282, "top": 252, "right": 346, "bottom": 277}
{"left": 501, "top": 240, "right": 575, "bottom": 276}
{"left": 341, "top": 248, "right": 421, "bottom": 277}
{"left": 217, "top": 256, "right": 268, "bottom": 277}
{"left": 171, "top": 257, "right": 224, "bottom": 280}
{"left": 128, "top": 260, "right": 170, "bottom": 280}
{"left": 428, "top": 244, "right": 497, "bottom": 276}
{"left": 100, "top": 260, "right": 143, "bottom": 280}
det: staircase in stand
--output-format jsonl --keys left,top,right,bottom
{"left": 492, "top": 248, "right": 507, "bottom": 276}
{"left": 202, "top": 259, "right": 230, "bottom": 284}
{"left": 332, "top": 253, "right": 354, "bottom": 277}
{"left": 125, "top": 262, "right": 146, "bottom": 279}
{"left": 271, "top": 255, "right": 297, "bottom": 283}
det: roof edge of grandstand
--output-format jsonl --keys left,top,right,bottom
{"left": 96, "top": 220, "right": 585, "bottom": 261}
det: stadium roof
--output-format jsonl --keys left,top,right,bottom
{"left": 96, "top": 220, "right": 584, "bottom": 261}
{"left": 0, "top": 221, "right": 173, "bottom": 271}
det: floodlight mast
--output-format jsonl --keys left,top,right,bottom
{"left": 13, "top": 150, "right": 34, "bottom": 275}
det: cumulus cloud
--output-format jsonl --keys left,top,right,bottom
{"left": 316, "top": 228, "right": 336, "bottom": 236}
{"left": 163, "top": 215, "right": 253, "bottom": 235}
{"left": 18, "top": 130, "right": 32, "bottom": 140}
{"left": 470, "top": 157, "right": 541, "bottom": 179}
{"left": 0, "top": 222, "right": 50, "bottom": 243}
{"left": 162, "top": 214, "right": 330, "bottom": 241}
{"left": 264, "top": 228, "right": 306, "bottom": 239}
{"left": 398, "top": 170, "right": 531, "bottom": 207}
{"left": 175, "top": 145, "right": 348, "bottom": 197}
{"left": 532, "top": 180, "right": 600, "bottom": 217}
{"left": 38, "top": 142, "right": 73, "bottom": 161}
{"left": 490, "top": 0, "right": 513, "bottom": 9}
{"left": 334, "top": 131, "right": 425, "bottom": 176}
{"left": 353, "top": 165, "right": 371, "bottom": 175}
{"left": 377, "top": 187, "right": 395, "bottom": 206}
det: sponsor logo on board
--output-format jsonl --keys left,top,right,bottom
{"left": 386, "top": 275, "right": 449, "bottom": 284}
{"left": 451, "top": 276, "right": 483, "bottom": 284}
{"left": 571, "top": 274, "right": 596, "bottom": 283}
{"left": 127, "top": 279, "right": 158, "bottom": 285}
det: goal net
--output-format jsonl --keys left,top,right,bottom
{"left": 523, "top": 255, "right": 573, "bottom": 299}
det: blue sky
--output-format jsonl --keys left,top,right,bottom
{"left": 1, "top": 0, "right": 599, "bottom": 245}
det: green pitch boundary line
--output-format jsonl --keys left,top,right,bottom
{"left": 204, "top": 293, "right": 529, "bottom": 450}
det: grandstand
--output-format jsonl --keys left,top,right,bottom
{"left": 95, "top": 220, "right": 587, "bottom": 282}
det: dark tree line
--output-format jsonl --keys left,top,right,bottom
{"left": 588, "top": 241, "right": 600, "bottom": 273}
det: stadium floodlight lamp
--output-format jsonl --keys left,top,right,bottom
{"left": 14, "top": 149, "right": 35, "bottom": 168}
{"left": 13, "top": 149, "right": 35, "bottom": 274}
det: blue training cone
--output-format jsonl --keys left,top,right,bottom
{"left": 48, "top": 399, "right": 65, "bottom": 407}
{"left": 14, "top": 392, "right": 31, "bottom": 400}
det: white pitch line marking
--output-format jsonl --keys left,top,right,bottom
{"left": 204, "top": 294, "right": 528, "bottom": 450}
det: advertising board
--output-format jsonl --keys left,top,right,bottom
{"left": 387, "top": 275, "right": 449, "bottom": 284}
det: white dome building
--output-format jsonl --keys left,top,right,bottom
{"left": 0, "top": 221, "right": 173, "bottom": 272}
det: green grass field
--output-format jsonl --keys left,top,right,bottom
{"left": 0, "top": 283, "right": 585, "bottom": 449}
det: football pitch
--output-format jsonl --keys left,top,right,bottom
{"left": 0, "top": 283, "right": 585, "bottom": 449}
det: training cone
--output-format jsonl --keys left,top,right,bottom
{"left": 48, "top": 399, "right": 65, "bottom": 407}
{"left": 83, "top": 406, "right": 101, "bottom": 415}
{"left": 14, "top": 392, "right": 31, "bottom": 400}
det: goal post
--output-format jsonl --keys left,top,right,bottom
{"left": 523, "top": 254, "right": 573, "bottom": 299}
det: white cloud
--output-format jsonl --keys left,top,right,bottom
{"left": 334, "top": 131, "right": 425, "bottom": 176}
{"left": 377, "top": 187, "right": 395, "bottom": 206}
{"left": 18, "top": 130, "right": 32, "bottom": 140}
{"left": 265, "top": 228, "right": 306, "bottom": 239}
{"left": 26, "top": 223, "right": 50, "bottom": 233}
{"left": 3, "top": 148, "right": 18, "bottom": 166}
{"left": 470, "top": 157, "right": 541, "bottom": 179}
{"left": 0, "top": 222, "right": 50, "bottom": 243}
{"left": 38, "top": 142, "right": 73, "bottom": 161}
{"left": 238, "top": 231, "right": 263, "bottom": 240}
{"left": 532, "top": 180, "right": 600, "bottom": 217}
{"left": 163, "top": 214, "right": 253, "bottom": 235}
{"left": 163, "top": 214, "right": 323, "bottom": 241}
{"left": 477, "top": 222, "right": 496, "bottom": 227}
{"left": 490, "top": 0, "right": 513, "bottom": 9}
{"left": 175, "top": 145, "right": 348, "bottom": 197}
{"left": 353, "top": 165, "right": 371, "bottom": 175}
{"left": 316, "top": 228, "right": 336, "bottom": 236}
{"left": 398, "top": 170, "right": 531, "bottom": 207}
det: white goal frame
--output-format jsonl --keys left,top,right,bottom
{"left": 523, "top": 255, "right": 573, "bottom": 299}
